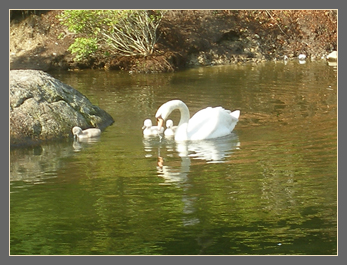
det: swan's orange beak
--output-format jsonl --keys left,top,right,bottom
{"left": 157, "top": 117, "right": 164, "bottom": 131}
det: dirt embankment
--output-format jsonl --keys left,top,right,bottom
{"left": 10, "top": 10, "right": 337, "bottom": 73}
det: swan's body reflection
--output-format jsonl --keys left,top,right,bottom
{"left": 144, "top": 133, "right": 240, "bottom": 227}
{"left": 143, "top": 133, "right": 240, "bottom": 176}
{"left": 176, "top": 133, "right": 240, "bottom": 162}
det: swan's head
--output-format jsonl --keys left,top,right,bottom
{"left": 155, "top": 100, "right": 185, "bottom": 131}
{"left": 142, "top": 119, "right": 153, "bottom": 129}
{"left": 155, "top": 102, "right": 172, "bottom": 120}
{"left": 166, "top": 119, "right": 173, "bottom": 128}
{"left": 155, "top": 104, "right": 170, "bottom": 131}
{"left": 72, "top": 126, "right": 83, "bottom": 136}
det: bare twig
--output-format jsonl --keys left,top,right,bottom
{"left": 265, "top": 10, "right": 287, "bottom": 36}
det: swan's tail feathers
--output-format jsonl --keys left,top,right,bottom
{"left": 230, "top": 110, "right": 240, "bottom": 120}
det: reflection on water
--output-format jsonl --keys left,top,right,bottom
{"left": 149, "top": 135, "right": 241, "bottom": 228}
{"left": 10, "top": 137, "right": 102, "bottom": 186}
{"left": 72, "top": 137, "right": 101, "bottom": 152}
{"left": 10, "top": 141, "right": 72, "bottom": 185}
{"left": 157, "top": 155, "right": 190, "bottom": 185}
{"left": 10, "top": 61, "right": 337, "bottom": 255}
{"left": 177, "top": 134, "right": 240, "bottom": 162}
{"left": 143, "top": 133, "right": 240, "bottom": 184}
{"left": 144, "top": 133, "right": 240, "bottom": 159}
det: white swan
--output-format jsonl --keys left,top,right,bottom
{"left": 142, "top": 119, "right": 164, "bottom": 136}
{"left": 155, "top": 100, "right": 240, "bottom": 141}
{"left": 72, "top": 126, "right": 101, "bottom": 139}
{"left": 164, "top": 120, "right": 177, "bottom": 137}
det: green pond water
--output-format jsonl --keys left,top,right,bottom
{"left": 10, "top": 60, "right": 337, "bottom": 255}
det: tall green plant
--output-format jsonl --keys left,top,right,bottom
{"left": 58, "top": 10, "right": 165, "bottom": 61}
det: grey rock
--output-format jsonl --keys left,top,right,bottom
{"left": 10, "top": 70, "right": 114, "bottom": 146}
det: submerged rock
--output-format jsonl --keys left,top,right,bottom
{"left": 10, "top": 70, "right": 114, "bottom": 146}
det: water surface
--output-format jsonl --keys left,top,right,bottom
{"left": 10, "top": 61, "right": 337, "bottom": 255}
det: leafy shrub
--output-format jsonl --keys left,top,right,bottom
{"left": 67, "top": 37, "right": 98, "bottom": 61}
{"left": 58, "top": 10, "right": 166, "bottom": 61}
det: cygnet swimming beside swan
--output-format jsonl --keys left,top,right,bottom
{"left": 142, "top": 119, "right": 164, "bottom": 136}
{"left": 164, "top": 119, "right": 177, "bottom": 137}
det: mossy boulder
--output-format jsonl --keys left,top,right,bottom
{"left": 10, "top": 70, "right": 114, "bottom": 146}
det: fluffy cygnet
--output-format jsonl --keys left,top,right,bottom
{"left": 164, "top": 119, "right": 177, "bottom": 137}
{"left": 72, "top": 126, "right": 101, "bottom": 139}
{"left": 142, "top": 119, "right": 164, "bottom": 136}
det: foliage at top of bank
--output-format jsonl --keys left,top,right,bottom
{"left": 57, "top": 10, "right": 166, "bottom": 61}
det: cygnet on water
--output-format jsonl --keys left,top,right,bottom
{"left": 164, "top": 119, "right": 177, "bottom": 137}
{"left": 142, "top": 119, "right": 164, "bottom": 136}
{"left": 72, "top": 126, "right": 101, "bottom": 139}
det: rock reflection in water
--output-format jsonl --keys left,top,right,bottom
{"left": 10, "top": 137, "right": 102, "bottom": 186}
{"left": 10, "top": 141, "right": 73, "bottom": 184}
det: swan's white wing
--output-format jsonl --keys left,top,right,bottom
{"left": 230, "top": 110, "right": 240, "bottom": 120}
{"left": 156, "top": 100, "right": 240, "bottom": 141}
{"left": 188, "top": 107, "right": 238, "bottom": 140}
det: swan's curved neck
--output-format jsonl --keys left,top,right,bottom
{"left": 169, "top": 101, "right": 190, "bottom": 141}
{"left": 156, "top": 100, "right": 191, "bottom": 141}
{"left": 176, "top": 102, "right": 190, "bottom": 126}
{"left": 157, "top": 100, "right": 190, "bottom": 125}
